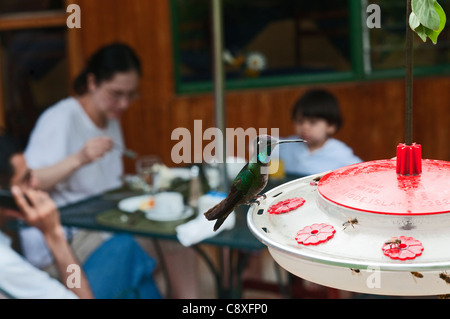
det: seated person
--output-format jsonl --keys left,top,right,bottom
{"left": 0, "top": 135, "right": 161, "bottom": 299}
{"left": 275, "top": 89, "right": 362, "bottom": 177}
{"left": 0, "top": 135, "right": 91, "bottom": 298}
{"left": 21, "top": 43, "right": 141, "bottom": 269}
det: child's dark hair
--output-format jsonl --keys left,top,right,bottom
{"left": 0, "top": 134, "right": 23, "bottom": 188}
{"left": 291, "top": 89, "right": 343, "bottom": 131}
{"left": 73, "top": 42, "right": 141, "bottom": 95}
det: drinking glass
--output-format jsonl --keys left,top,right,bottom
{"left": 135, "top": 155, "right": 162, "bottom": 194}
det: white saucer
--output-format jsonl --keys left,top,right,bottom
{"left": 118, "top": 195, "right": 154, "bottom": 213}
{"left": 144, "top": 206, "right": 194, "bottom": 222}
{"left": 118, "top": 195, "right": 194, "bottom": 222}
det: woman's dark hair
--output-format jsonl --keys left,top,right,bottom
{"left": 291, "top": 89, "right": 343, "bottom": 131}
{"left": 0, "top": 134, "right": 23, "bottom": 188}
{"left": 73, "top": 43, "right": 141, "bottom": 95}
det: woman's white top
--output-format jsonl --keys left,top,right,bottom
{"left": 22, "top": 97, "right": 124, "bottom": 268}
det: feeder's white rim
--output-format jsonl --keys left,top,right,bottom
{"left": 247, "top": 173, "right": 450, "bottom": 273}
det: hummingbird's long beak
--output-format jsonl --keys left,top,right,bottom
{"left": 277, "top": 139, "right": 306, "bottom": 144}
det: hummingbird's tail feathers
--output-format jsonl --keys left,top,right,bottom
{"left": 203, "top": 194, "right": 239, "bottom": 220}
{"left": 204, "top": 186, "right": 242, "bottom": 220}
{"left": 213, "top": 216, "right": 227, "bottom": 232}
{"left": 203, "top": 201, "right": 223, "bottom": 220}
{"left": 203, "top": 187, "right": 243, "bottom": 231}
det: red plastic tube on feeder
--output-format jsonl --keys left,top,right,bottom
{"left": 396, "top": 143, "right": 422, "bottom": 176}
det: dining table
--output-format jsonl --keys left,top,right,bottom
{"left": 57, "top": 186, "right": 269, "bottom": 299}
{"left": 3, "top": 170, "right": 335, "bottom": 299}
{"left": 56, "top": 171, "right": 306, "bottom": 299}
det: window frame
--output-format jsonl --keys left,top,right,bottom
{"left": 0, "top": 4, "right": 68, "bottom": 131}
{"left": 171, "top": 0, "right": 450, "bottom": 95}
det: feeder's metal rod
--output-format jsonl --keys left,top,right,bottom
{"left": 211, "top": 0, "right": 229, "bottom": 191}
{"left": 405, "top": 0, "right": 414, "bottom": 145}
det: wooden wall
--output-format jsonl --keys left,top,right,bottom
{"left": 69, "top": 0, "right": 450, "bottom": 174}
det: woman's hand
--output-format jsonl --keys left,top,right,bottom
{"left": 78, "top": 136, "right": 113, "bottom": 165}
{"left": 31, "top": 136, "right": 113, "bottom": 192}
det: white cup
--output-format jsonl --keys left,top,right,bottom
{"left": 149, "top": 192, "right": 184, "bottom": 218}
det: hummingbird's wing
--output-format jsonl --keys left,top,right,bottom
{"left": 204, "top": 162, "right": 256, "bottom": 231}
{"left": 203, "top": 182, "right": 245, "bottom": 220}
{"left": 232, "top": 162, "right": 253, "bottom": 190}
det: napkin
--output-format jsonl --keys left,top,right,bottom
{"left": 176, "top": 192, "right": 236, "bottom": 247}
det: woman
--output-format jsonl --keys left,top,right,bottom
{"left": 26, "top": 42, "right": 141, "bottom": 205}
{"left": 22, "top": 43, "right": 141, "bottom": 268}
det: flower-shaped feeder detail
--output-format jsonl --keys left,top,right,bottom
{"left": 268, "top": 197, "right": 305, "bottom": 215}
{"left": 382, "top": 236, "right": 424, "bottom": 260}
{"left": 295, "top": 223, "right": 335, "bottom": 246}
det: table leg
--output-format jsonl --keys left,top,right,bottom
{"left": 273, "top": 261, "right": 291, "bottom": 298}
{"left": 151, "top": 239, "right": 172, "bottom": 298}
{"left": 192, "top": 245, "right": 253, "bottom": 299}
{"left": 192, "top": 245, "right": 222, "bottom": 297}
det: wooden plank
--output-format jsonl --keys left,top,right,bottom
{"left": 66, "top": 0, "right": 450, "bottom": 172}
{"left": 65, "top": 0, "right": 84, "bottom": 92}
{"left": 0, "top": 11, "right": 66, "bottom": 31}
{"left": 0, "top": 42, "right": 4, "bottom": 129}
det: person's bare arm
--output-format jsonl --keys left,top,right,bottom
{"left": 32, "top": 136, "right": 113, "bottom": 191}
{"left": 43, "top": 224, "right": 93, "bottom": 299}
{"left": 10, "top": 186, "right": 94, "bottom": 299}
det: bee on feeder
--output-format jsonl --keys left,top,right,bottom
{"left": 411, "top": 272, "right": 423, "bottom": 283}
{"left": 350, "top": 268, "right": 361, "bottom": 275}
{"left": 384, "top": 237, "right": 402, "bottom": 249}
{"left": 342, "top": 217, "right": 359, "bottom": 230}
{"left": 313, "top": 175, "right": 322, "bottom": 183}
{"left": 439, "top": 272, "right": 450, "bottom": 285}
{"left": 410, "top": 272, "right": 423, "bottom": 279}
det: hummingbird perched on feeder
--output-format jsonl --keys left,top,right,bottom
{"left": 204, "top": 135, "right": 305, "bottom": 231}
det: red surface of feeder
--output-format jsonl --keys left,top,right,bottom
{"left": 318, "top": 158, "right": 450, "bottom": 215}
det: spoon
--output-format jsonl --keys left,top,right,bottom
{"left": 113, "top": 142, "right": 138, "bottom": 159}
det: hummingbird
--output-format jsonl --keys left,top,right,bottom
{"left": 204, "top": 135, "right": 305, "bottom": 231}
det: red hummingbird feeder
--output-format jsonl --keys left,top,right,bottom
{"left": 248, "top": 146, "right": 450, "bottom": 295}
{"left": 248, "top": 1, "right": 450, "bottom": 296}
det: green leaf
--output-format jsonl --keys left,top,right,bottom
{"left": 409, "top": 12, "right": 421, "bottom": 30}
{"left": 410, "top": 1, "right": 447, "bottom": 44}
{"left": 415, "top": 25, "right": 429, "bottom": 42}
{"left": 412, "top": 0, "right": 440, "bottom": 30}
{"left": 426, "top": 1, "right": 447, "bottom": 43}
{"left": 425, "top": 28, "right": 438, "bottom": 43}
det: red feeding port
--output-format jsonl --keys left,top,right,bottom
{"left": 396, "top": 143, "right": 422, "bottom": 176}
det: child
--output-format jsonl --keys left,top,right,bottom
{"left": 277, "top": 89, "right": 362, "bottom": 177}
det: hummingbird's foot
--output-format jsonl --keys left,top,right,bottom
{"left": 252, "top": 194, "right": 267, "bottom": 206}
